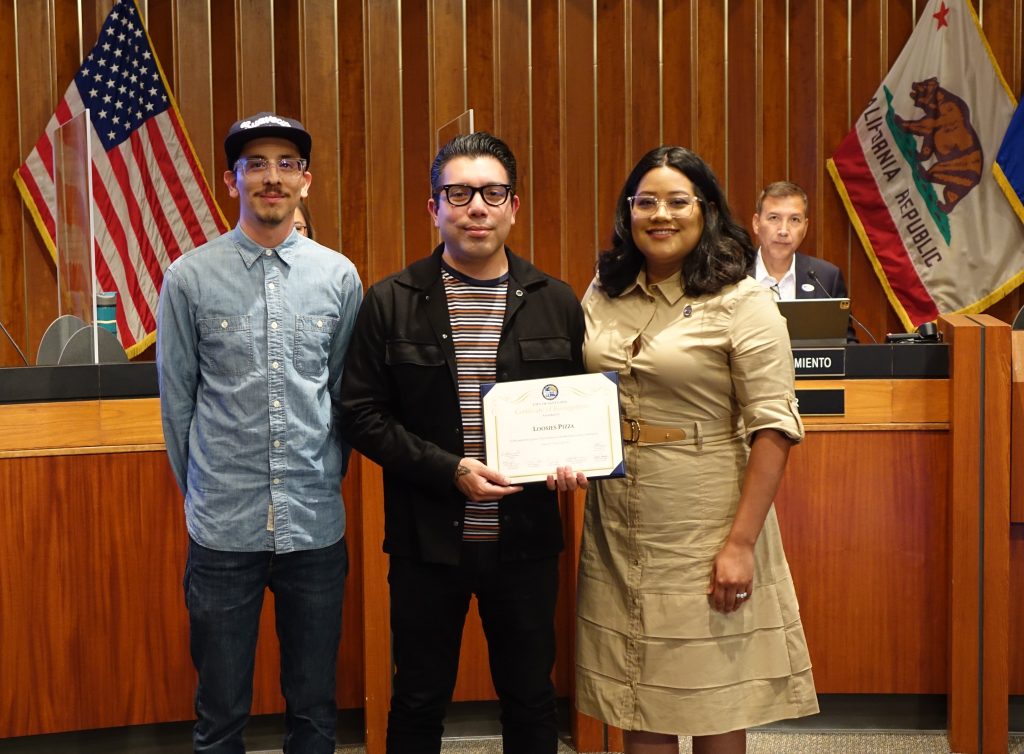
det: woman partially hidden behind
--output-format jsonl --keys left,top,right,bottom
{"left": 576, "top": 146, "right": 818, "bottom": 754}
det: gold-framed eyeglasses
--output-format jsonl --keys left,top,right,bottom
{"left": 627, "top": 195, "right": 702, "bottom": 217}
{"left": 439, "top": 184, "right": 512, "bottom": 207}
{"left": 293, "top": 222, "right": 309, "bottom": 236}
{"left": 235, "top": 157, "right": 308, "bottom": 178}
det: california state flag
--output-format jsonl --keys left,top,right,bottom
{"left": 827, "top": 0, "right": 1024, "bottom": 329}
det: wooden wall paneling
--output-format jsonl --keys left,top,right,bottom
{"left": 693, "top": 2, "right": 726, "bottom": 178}
{"left": 759, "top": 0, "right": 788, "bottom": 190}
{"left": 465, "top": 0, "right": 495, "bottom": 134}
{"left": 171, "top": 0, "right": 216, "bottom": 190}
{"left": 974, "top": 315, "right": 1010, "bottom": 753}
{"left": 361, "top": 2, "right": 404, "bottom": 748}
{"left": 565, "top": 485, "right": 605, "bottom": 753}
{"left": 429, "top": 0, "right": 466, "bottom": 137}
{"left": 560, "top": 0, "right": 597, "bottom": 297}
{"left": 274, "top": 1, "right": 301, "bottom": 124}
{"left": 338, "top": 0, "right": 368, "bottom": 276}
{"left": 529, "top": 0, "right": 561, "bottom": 274}
{"left": 787, "top": 0, "right": 820, "bottom": 255}
{"left": 627, "top": 0, "right": 661, "bottom": 163}
{"left": 1012, "top": 331, "right": 1024, "bottom": 522}
{"left": 0, "top": 456, "right": 75, "bottom": 736}
{"left": 977, "top": 1, "right": 1023, "bottom": 327}
{"left": 776, "top": 429, "right": 950, "bottom": 692}
{"left": 14, "top": 0, "right": 60, "bottom": 365}
{"left": 210, "top": 1, "right": 239, "bottom": 213}
{"left": 845, "top": 1, "right": 899, "bottom": 341}
{"left": 661, "top": 0, "right": 694, "bottom": 151}
{"left": 594, "top": 0, "right": 627, "bottom": 251}
{"left": 364, "top": 0, "right": 404, "bottom": 282}
{"left": 298, "top": 0, "right": 342, "bottom": 256}
{"left": 493, "top": 0, "right": 531, "bottom": 256}
{"left": 0, "top": 1, "right": 25, "bottom": 366}
{"left": 234, "top": 0, "right": 275, "bottom": 115}
{"left": 357, "top": 456, "right": 389, "bottom": 754}
{"left": 941, "top": 314, "right": 990, "bottom": 754}
{"left": 724, "top": 0, "right": 757, "bottom": 218}
{"left": 1011, "top": 524, "right": 1024, "bottom": 693}
{"left": 401, "top": 0, "right": 435, "bottom": 267}
{"left": 68, "top": 453, "right": 194, "bottom": 728}
{"left": 144, "top": 1, "right": 175, "bottom": 92}
{"left": 819, "top": 3, "right": 854, "bottom": 298}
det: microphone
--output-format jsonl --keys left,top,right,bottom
{"left": 806, "top": 269, "right": 878, "bottom": 344}
{"left": 0, "top": 319, "right": 29, "bottom": 366}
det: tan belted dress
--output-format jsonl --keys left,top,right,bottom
{"left": 576, "top": 271, "right": 818, "bottom": 736}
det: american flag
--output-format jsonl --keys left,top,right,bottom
{"left": 14, "top": 0, "right": 227, "bottom": 357}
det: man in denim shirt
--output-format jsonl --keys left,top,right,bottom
{"left": 157, "top": 113, "right": 361, "bottom": 754}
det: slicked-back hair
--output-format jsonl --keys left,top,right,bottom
{"left": 755, "top": 180, "right": 808, "bottom": 215}
{"left": 430, "top": 131, "right": 517, "bottom": 196}
{"left": 597, "top": 146, "right": 755, "bottom": 298}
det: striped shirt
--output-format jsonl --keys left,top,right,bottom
{"left": 443, "top": 264, "right": 508, "bottom": 542}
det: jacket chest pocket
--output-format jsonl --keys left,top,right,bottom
{"left": 385, "top": 339, "right": 445, "bottom": 367}
{"left": 518, "top": 336, "right": 572, "bottom": 362}
{"left": 197, "top": 315, "right": 254, "bottom": 376}
{"left": 294, "top": 315, "right": 339, "bottom": 377}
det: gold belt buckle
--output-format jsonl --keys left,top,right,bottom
{"left": 627, "top": 418, "right": 640, "bottom": 443}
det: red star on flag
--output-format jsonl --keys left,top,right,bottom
{"left": 933, "top": 1, "right": 950, "bottom": 29}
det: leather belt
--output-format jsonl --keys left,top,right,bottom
{"left": 621, "top": 418, "right": 687, "bottom": 444}
{"left": 620, "top": 414, "right": 743, "bottom": 446}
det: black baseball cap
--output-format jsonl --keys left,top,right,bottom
{"left": 224, "top": 112, "right": 312, "bottom": 169}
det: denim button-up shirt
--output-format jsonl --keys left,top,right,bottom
{"left": 157, "top": 226, "right": 362, "bottom": 553}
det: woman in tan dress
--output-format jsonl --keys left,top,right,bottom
{"left": 575, "top": 146, "right": 818, "bottom": 754}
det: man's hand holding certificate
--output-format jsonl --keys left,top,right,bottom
{"left": 480, "top": 372, "right": 625, "bottom": 484}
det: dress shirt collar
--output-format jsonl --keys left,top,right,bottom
{"left": 623, "top": 268, "right": 686, "bottom": 305}
{"left": 231, "top": 225, "right": 299, "bottom": 270}
{"left": 754, "top": 248, "right": 796, "bottom": 300}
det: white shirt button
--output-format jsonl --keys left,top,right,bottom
{"left": 271, "top": 321, "right": 279, "bottom": 330}
{"left": 316, "top": 320, "right": 323, "bottom": 328}
{"left": 274, "top": 440, "right": 281, "bottom": 448}
{"left": 265, "top": 249, "right": 273, "bottom": 256}
{"left": 272, "top": 361, "right": 279, "bottom": 370}
{"left": 221, "top": 320, "right": 228, "bottom": 329}
{"left": 268, "top": 282, "right": 276, "bottom": 290}
{"left": 273, "top": 478, "right": 281, "bottom": 485}
{"left": 273, "top": 400, "right": 281, "bottom": 408}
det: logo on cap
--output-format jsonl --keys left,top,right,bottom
{"left": 240, "top": 115, "right": 292, "bottom": 130}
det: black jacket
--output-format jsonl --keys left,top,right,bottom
{"left": 793, "top": 252, "right": 847, "bottom": 299}
{"left": 339, "top": 245, "right": 585, "bottom": 565}
{"left": 750, "top": 251, "right": 858, "bottom": 342}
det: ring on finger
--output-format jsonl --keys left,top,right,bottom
{"left": 736, "top": 591, "right": 749, "bottom": 600}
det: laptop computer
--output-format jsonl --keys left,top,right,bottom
{"left": 776, "top": 298, "right": 851, "bottom": 347}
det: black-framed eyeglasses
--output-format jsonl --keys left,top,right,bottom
{"left": 438, "top": 184, "right": 512, "bottom": 207}
{"left": 627, "top": 194, "right": 701, "bottom": 217}
{"left": 235, "top": 156, "right": 308, "bottom": 178}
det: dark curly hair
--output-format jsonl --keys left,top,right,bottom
{"left": 597, "top": 146, "right": 754, "bottom": 298}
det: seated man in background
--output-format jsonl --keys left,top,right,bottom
{"left": 751, "top": 180, "right": 858, "bottom": 342}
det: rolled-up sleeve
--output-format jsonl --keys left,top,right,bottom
{"left": 729, "top": 287, "right": 804, "bottom": 445}
{"left": 156, "top": 264, "right": 199, "bottom": 494}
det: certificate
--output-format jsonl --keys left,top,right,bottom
{"left": 480, "top": 372, "right": 625, "bottom": 484}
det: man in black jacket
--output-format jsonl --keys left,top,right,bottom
{"left": 340, "top": 132, "right": 585, "bottom": 754}
{"left": 751, "top": 181, "right": 858, "bottom": 342}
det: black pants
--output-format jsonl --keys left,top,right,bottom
{"left": 386, "top": 542, "right": 559, "bottom": 754}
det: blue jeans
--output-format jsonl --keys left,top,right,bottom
{"left": 184, "top": 536, "right": 347, "bottom": 754}
{"left": 386, "top": 542, "right": 559, "bottom": 754}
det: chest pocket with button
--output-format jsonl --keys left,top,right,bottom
{"left": 294, "top": 315, "right": 339, "bottom": 377}
{"left": 385, "top": 339, "right": 446, "bottom": 367}
{"left": 197, "top": 315, "right": 254, "bottom": 376}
